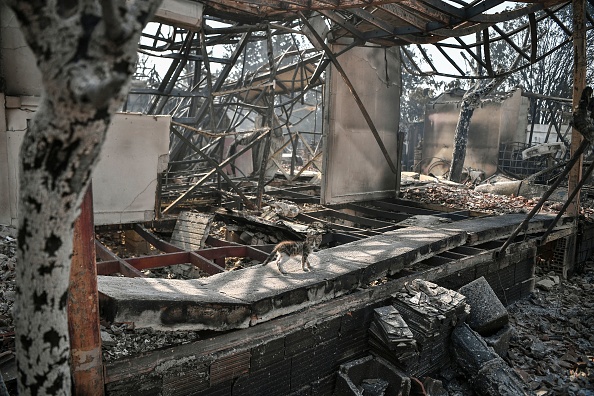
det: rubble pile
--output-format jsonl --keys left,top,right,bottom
{"left": 368, "top": 306, "right": 419, "bottom": 371}
{"left": 0, "top": 225, "right": 16, "bottom": 333}
{"left": 0, "top": 214, "right": 593, "bottom": 392}
{"left": 370, "top": 280, "right": 469, "bottom": 377}
{"left": 100, "top": 323, "right": 201, "bottom": 361}
{"left": 401, "top": 183, "right": 563, "bottom": 215}
{"left": 507, "top": 263, "right": 594, "bottom": 395}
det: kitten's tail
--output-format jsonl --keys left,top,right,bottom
{"left": 261, "top": 249, "right": 276, "bottom": 266}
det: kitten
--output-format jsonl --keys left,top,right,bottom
{"left": 261, "top": 235, "right": 318, "bottom": 274}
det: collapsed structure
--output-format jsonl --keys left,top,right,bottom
{"left": 1, "top": 0, "right": 594, "bottom": 394}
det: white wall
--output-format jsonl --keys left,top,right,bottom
{"left": 322, "top": 45, "right": 401, "bottom": 204}
{"left": 0, "top": 4, "right": 43, "bottom": 96}
{"left": 0, "top": 99, "right": 170, "bottom": 226}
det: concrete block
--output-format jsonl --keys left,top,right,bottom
{"left": 451, "top": 323, "right": 500, "bottom": 374}
{"left": 334, "top": 355, "right": 411, "bottom": 396}
{"left": 484, "top": 324, "right": 514, "bottom": 358}
{"left": 458, "top": 276, "right": 509, "bottom": 335}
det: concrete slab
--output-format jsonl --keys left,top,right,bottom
{"left": 97, "top": 213, "right": 558, "bottom": 331}
{"left": 98, "top": 277, "right": 251, "bottom": 331}
{"left": 438, "top": 213, "right": 570, "bottom": 244}
{"left": 458, "top": 276, "right": 508, "bottom": 335}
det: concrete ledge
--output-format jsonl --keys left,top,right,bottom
{"left": 99, "top": 226, "right": 467, "bottom": 330}
{"left": 97, "top": 213, "right": 563, "bottom": 331}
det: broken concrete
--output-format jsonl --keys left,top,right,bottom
{"left": 484, "top": 323, "right": 514, "bottom": 358}
{"left": 451, "top": 323, "right": 529, "bottom": 395}
{"left": 458, "top": 276, "right": 508, "bottom": 335}
{"left": 334, "top": 355, "right": 411, "bottom": 396}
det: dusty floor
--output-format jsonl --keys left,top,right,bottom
{"left": 1, "top": 184, "right": 594, "bottom": 394}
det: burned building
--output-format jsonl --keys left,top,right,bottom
{"left": 1, "top": 0, "right": 594, "bottom": 395}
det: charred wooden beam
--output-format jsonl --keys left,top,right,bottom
{"left": 69, "top": 185, "right": 104, "bottom": 395}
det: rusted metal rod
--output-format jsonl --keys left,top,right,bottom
{"left": 165, "top": 127, "right": 259, "bottom": 212}
{"left": 68, "top": 182, "right": 104, "bottom": 395}
{"left": 497, "top": 139, "right": 589, "bottom": 256}
{"left": 539, "top": 157, "right": 594, "bottom": 244}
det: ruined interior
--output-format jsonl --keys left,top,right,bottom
{"left": 1, "top": 0, "right": 594, "bottom": 394}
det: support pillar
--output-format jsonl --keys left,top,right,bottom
{"left": 569, "top": 0, "right": 586, "bottom": 216}
{"left": 68, "top": 182, "right": 104, "bottom": 395}
{"left": 567, "top": 0, "right": 587, "bottom": 275}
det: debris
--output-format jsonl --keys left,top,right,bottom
{"left": 422, "top": 377, "right": 448, "bottom": 396}
{"left": 101, "top": 331, "right": 116, "bottom": 347}
{"left": 387, "top": 280, "right": 469, "bottom": 376}
{"left": 360, "top": 378, "right": 389, "bottom": 396}
{"left": 535, "top": 278, "right": 556, "bottom": 291}
{"left": 170, "top": 211, "right": 213, "bottom": 251}
{"left": 475, "top": 181, "right": 567, "bottom": 202}
{"left": 484, "top": 324, "right": 515, "bottom": 358}
{"left": 458, "top": 276, "right": 509, "bottom": 335}
{"left": 369, "top": 306, "right": 419, "bottom": 372}
{"left": 451, "top": 323, "right": 530, "bottom": 395}
{"left": 270, "top": 200, "right": 300, "bottom": 218}
{"left": 334, "top": 355, "right": 411, "bottom": 396}
{"left": 396, "top": 215, "right": 452, "bottom": 228}
{"left": 401, "top": 183, "right": 564, "bottom": 215}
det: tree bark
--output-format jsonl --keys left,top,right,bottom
{"left": 4, "top": 1, "right": 162, "bottom": 394}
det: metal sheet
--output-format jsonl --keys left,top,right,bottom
{"left": 322, "top": 45, "right": 401, "bottom": 204}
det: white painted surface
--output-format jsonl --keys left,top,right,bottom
{"left": 0, "top": 4, "right": 43, "bottom": 96}
{"left": 92, "top": 113, "right": 170, "bottom": 225}
{"left": 153, "top": 0, "right": 203, "bottom": 30}
{"left": 0, "top": 105, "right": 170, "bottom": 226}
{"left": 322, "top": 45, "right": 401, "bottom": 204}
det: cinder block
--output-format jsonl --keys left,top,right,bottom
{"left": 458, "top": 276, "right": 509, "bottom": 335}
{"left": 232, "top": 358, "right": 292, "bottom": 396}
{"left": 251, "top": 338, "right": 285, "bottom": 371}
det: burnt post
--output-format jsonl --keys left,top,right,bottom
{"left": 68, "top": 182, "right": 104, "bottom": 395}
{"left": 569, "top": 0, "right": 586, "bottom": 216}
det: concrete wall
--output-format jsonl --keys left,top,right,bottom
{"left": 322, "top": 45, "right": 401, "bottom": 204}
{"left": 422, "top": 89, "right": 529, "bottom": 177}
{"left": 92, "top": 113, "right": 170, "bottom": 225}
{"left": 0, "top": 4, "right": 43, "bottom": 96}
{"left": 0, "top": 100, "right": 170, "bottom": 225}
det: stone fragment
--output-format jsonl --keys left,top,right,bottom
{"left": 458, "top": 276, "right": 508, "bottom": 335}
{"left": 334, "top": 355, "right": 411, "bottom": 396}
{"left": 536, "top": 278, "right": 555, "bottom": 291}
{"left": 101, "top": 331, "right": 117, "bottom": 347}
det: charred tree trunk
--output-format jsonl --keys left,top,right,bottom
{"left": 448, "top": 80, "right": 496, "bottom": 182}
{"left": 574, "top": 87, "right": 594, "bottom": 141}
{"left": 4, "top": 1, "right": 161, "bottom": 394}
